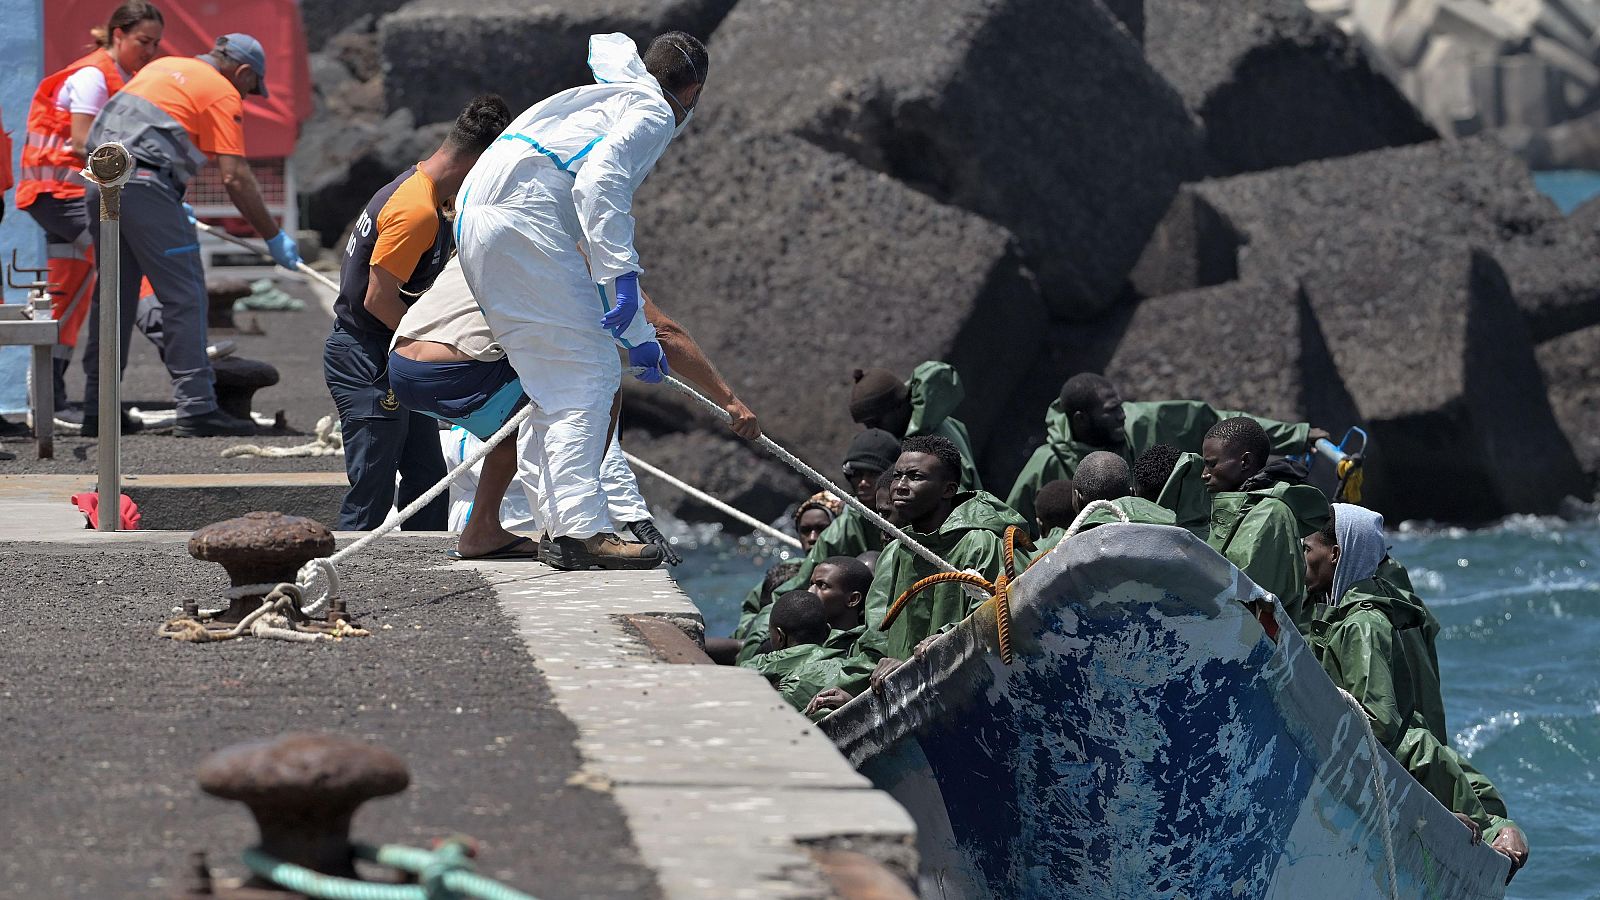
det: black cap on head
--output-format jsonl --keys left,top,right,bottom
{"left": 843, "top": 428, "right": 901, "bottom": 474}
{"left": 849, "top": 368, "right": 909, "bottom": 423}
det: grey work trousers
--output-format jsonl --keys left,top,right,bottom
{"left": 83, "top": 170, "right": 215, "bottom": 416}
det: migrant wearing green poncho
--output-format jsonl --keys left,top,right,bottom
{"left": 1006, "top": 372, "right": 1310, "bottom": 529}
{"left": 1304, "top": 505, "right": 1519, "bottom": 842}
{"left": 863, "top": 491, "right": 1025, "bottom": 661}
{"left": 740, "top": 588, "right": 883, "bottom": 718}
{"left": 1200, "top": 416, "right": 1330, "bottom": 629}
{"left": 1207, "top": 482, "right": 1330, "bottom": 628}
{"left": 1153, "top": 451, "right": 1211, "bottom": 538}
{"left": 850, "top": 362, "right": 981, "bottom": 490}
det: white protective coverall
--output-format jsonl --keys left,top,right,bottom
{"left": 455, "top": 33, "right": 678, "bottom": 540}
{"left": 439, "top": 424, "right": 652, "bottom": 533}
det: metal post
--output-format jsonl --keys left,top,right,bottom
{"left": 85, "top": 143, "right": 133, "bottom": 532}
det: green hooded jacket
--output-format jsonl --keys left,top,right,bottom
{"left": 1021, "top": 497, "right": 1176, "bottom": 569}
{"left": 1308, "top": 577, "right": 1508, "bottom": 835}
{"left": 1373, "top": 556, "right": 1517, "bottom": 840}
{"left": 735, "top": 508, "right": 886, "bottom": 664}
{"left": 1206, "top": 482, "right": 1331, "bottom": 630}
{"left": 906, "top": 361, "right": 981, "bottom": 491}
{"left": 740, "top": 632, "right": 879, "bottom": 718}
{"left": 862, "top": 491, "right": 1026, "bottom": 661}
{"left": 1156, "top": 451, "right": 1211, "bottom": 538}
{"left": 1006, "top": 399, "right": 1310, "bottom": 530}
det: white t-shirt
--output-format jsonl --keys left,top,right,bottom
{"left": 391, "top": 256, "right": 506, "bottom": 361}
{"left": 56, "top": 65, "right": 118, "bottom": 116}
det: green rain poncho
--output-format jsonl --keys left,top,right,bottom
{"left": 735, "top": 509, "right": 887, "bottom": 664}
{"left": 1006, "top": 400, "right": 1310, "bottom": 529}
{"left": 1308, "top": 576, "right": 1515, "bottom": 838}
{"left": 1022, "top": 497, "right": 1176, "bottom": 568}
{"left": 1373, "top": 555, "right": 1518, "bottom": 841}
{"left": 1155, "top": 451, "right": 1211, "bottom": 538}
{"left": 862, "top": 491, "right": 1026, "bottom": 661}
{"left": 1206, "top": 482, "right": 1331, "bottom": 630}
{"left": 905, "top": 361, "right": 981, "bottom": 491}
{"left": 745, "top": 634, "right": 883, "bottom": 717}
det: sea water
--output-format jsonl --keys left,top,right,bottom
{"left": 671, "top": 516, "right": 1600, "bottom": 900}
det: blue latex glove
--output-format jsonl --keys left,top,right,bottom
{"left": 627, "top": 341, "right": 669, "bottom": 384}
{"left": 600, "top": 272, "right": 640, "bottom": 339}
{"left": 266, "top": 230, "right": 303, "bottom": 271}
{"left": 182, "top": 202, "right": 195, "bottom": 223}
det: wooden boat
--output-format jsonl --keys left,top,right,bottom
{"left": 819, "top": 524, "right": 1510, "bottom": 898}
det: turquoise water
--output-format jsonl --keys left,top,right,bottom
{"left": 671, "top": 518, "right": 1600, "bottom": 898}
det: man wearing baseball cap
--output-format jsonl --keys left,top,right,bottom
{"left": 78, "top": 33, "right": 299, "bottom": 437}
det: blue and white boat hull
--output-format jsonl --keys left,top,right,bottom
{"left": 819, "top": 524, "right": 1510, "bottom": 899}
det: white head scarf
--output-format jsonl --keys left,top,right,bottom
{"left": 1331, "top": 502, "right": 1386, "bottom": 605}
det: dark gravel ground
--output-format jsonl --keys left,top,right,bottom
{"left": 0, "top": 278, "right": 348, "bottom": 476}
{"left": 0, "top": 538, "right": 659, "bottom": 899}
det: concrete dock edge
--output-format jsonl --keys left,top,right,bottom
{"left": 469, "top": 561, "right": 918, "bottom": 899}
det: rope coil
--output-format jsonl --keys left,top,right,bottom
{"left": 242, "top": 839, "right": 537, "bottom": 900}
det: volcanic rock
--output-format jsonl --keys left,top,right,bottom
{"left": 379, "top": 0, "right": 740, "bottom": 126}
{"left": 633, "top": 111, "right": 1049, "bottom": 475}
{"left": 1536, "top": 324, "right": 1600, "bottom": 486}
{"left": 695, "top": 0, "right": 1204, "bottom": 320}
{"left": 299, "top": 0, "right": 413, "bottom": 50}
{"left": 294, "top": 109, "right": 450, "bottom": 248}
{"left": 1105, "top": 277, "right": 1346, "bottom": 425}
{"left": 1274, "top": 225, "right": 1587, "bottom": 521}
{"left": 1129, "top": 137, "right": 1600, "bottom": 339}
{"left": 1142, "top": 0, "right": 1435, "bottom": 175}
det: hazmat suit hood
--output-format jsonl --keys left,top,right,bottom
{"left": 1331, "top": 502, "right": 1386, "bottom": 606}
{"left": 906, "top": 361, "right": 966, "bottom": 436}
{"left": 587, "top": 33, "right": 661, "bottom": 91}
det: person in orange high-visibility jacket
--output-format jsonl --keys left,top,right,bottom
{"left": 18, "top": 2, "right": 165, "bottom": 416}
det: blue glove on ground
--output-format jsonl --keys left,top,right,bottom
{"left": 627, "top": 341, "right": 669, "bottom": 384}
{"left": 600, "top": 272, "right": 640, "bottom": 339}
{"left": 266, "top": 231, "right": 303, "bottom": 271}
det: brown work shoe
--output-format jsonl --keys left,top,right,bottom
{"left": 542, "top": 532, "right": 663, "bottom": 571}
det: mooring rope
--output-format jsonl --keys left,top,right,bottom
{"left": 662, "top": 376, "right": 958, "bottom": 574}
{"left": 284, "top": 374, "right": 961, "bottom": 620}
{"left": 620, "top": 450, "right": 801, "bottom": 549}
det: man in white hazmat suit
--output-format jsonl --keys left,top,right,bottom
{"left": 455, "top": 31, "right": 751, "bottom": 569}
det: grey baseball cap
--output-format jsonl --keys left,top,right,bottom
{"left": 216, "top": 33, "right": 269, "bottom": 97}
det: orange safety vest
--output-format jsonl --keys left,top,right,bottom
{"left": 16, "top": 49, "right": 125, "bottom": 209}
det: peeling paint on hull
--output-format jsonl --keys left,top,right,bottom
{"left": 820, "top": 524, "right": 1510, "bottom": 899}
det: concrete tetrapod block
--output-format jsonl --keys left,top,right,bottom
{"left": 379, "top": 0, "right": 739, "bottom": 125}
{"left": 1271, "top": 225, "right": 1588, "bottom": 521}
{"left": 298, "top": 0, "right": 412, "bottom": 49}
{"left": 1141, "top": 0, "right": 1435, "bottom": 175}
{"left": 1536, "top": 323, "right": 1600, "bottom": 485}
{"left": 690, "top": 0, "right": 1205, "bottom": 319}
{"left": 1129, "top": 137, "right": 1600, "bottom": 339}
{"left": 1104, "top": 277, "right": 1358, "bottom": 428}
{"left": 634, "top": 114, "right": 1049, "bottom": 475}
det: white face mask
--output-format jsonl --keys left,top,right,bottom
{"left": 667, "top": 88, "right": 696, "bottom": 138}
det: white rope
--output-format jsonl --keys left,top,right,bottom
{"left": 1336, "top": 687, "right": 1400, "bottom": 900}
{"left": 621, "top": 451, "right": 801, "bottom": 549}
{"left": 663, "top": 376, "right": 959, "bottom": 575}
{"left": 296, "top": 403, "right": 535, "bottom": 615}
{"left": 222, "top": 414, "right": 344, "bottom": 458}
{"left": 1063, "top": 499, "right": 1131, "bottom": 539}
{"left": 191, "top": 219, "right": 341, "bottom": 293}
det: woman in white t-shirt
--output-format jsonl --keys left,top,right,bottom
{"left": 17, "top": 2, "right": 164, "bottom": 415}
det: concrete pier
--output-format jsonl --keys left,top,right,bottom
{"left": 0, "top": 480, "right": 913, "bottom": 897}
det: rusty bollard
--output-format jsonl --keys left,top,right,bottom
{"left": 188, "top": 513, "right": 334, "bottom": 624}
{"left": 198, "top": 733, "right": 409, "bottom": 884}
